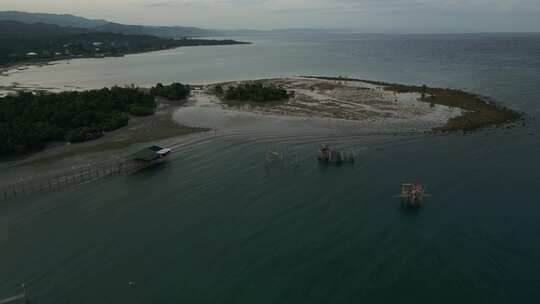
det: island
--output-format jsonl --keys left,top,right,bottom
{"left": 0, "top": 76, "right": 523, "bottom": 164}
{"left": 205, "top": 77, "right": 522, "bottom": 133}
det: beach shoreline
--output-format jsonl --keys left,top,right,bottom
{"left": 0, "top": 75, "right": 525, "bottom": 186}
{"left": 195, "top": 77, "right": 523, "bottom": 134}
{"left": 0, "top": 96, "right": 207, "bottom": 187}
{"left": 0, "top": 39, "right": 250, "bottom": 79}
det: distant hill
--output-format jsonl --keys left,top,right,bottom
{"left": 0, "top": 20, "right": 88, "bottom": 38}
{"left": 0, "top": 10, "right": 220, "bottom": 38}
{"left": 0, "top": 11, "right": 107, "bottom": 28}
{"left": 0, "top": 20, "right": 248, "bottom": 65}
{"left": 93, "top": 22, "right": 220, "bottom": 38}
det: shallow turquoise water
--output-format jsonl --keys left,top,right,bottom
{"left": 1, "top": 33, "right": 540, "bottom": 303}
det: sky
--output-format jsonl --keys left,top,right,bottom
{"left": 2, "top": 0, "right": 540, "bottom": 32}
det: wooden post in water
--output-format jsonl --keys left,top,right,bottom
{"left": 22, "top": 283, "right": 28, "bottom": 304}
{"left": 0, "top": 156, "right": 144, "bottom": 201}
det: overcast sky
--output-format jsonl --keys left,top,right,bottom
{"left": 3, "top": 0, "right": 540, "bottom": 32}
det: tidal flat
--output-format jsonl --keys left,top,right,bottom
{"left": 0, "top": 76, "right": 523, "bottom": 190}
{"left": 197, "top": 77, "right": 522, "bottom": 133}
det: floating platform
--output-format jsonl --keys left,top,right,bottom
{"left": 399, "top": 183, "right": 426, "bottom": 205}
{"left": 318, "top": 145, "right": 355, "bottom": 164}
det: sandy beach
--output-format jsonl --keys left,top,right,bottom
{"left": 181, "top": 77, "right": 464, "bottom": 133}
{"left": 0, "top": 96, "right": 205, "bottom": 187}
{"left": 0, "top": 76, "right": 522, "bottom": 189}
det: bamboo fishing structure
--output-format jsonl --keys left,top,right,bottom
{"left": 0, "top": 159, "right": 153, "bottom": 202}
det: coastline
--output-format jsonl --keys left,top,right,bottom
{"left": 0, "top": 39, "right": 250, "bottom": 79}
{"left": 301, "top": 76, "right": 524, "bottom": 132}
{"left": 0, "top": 96, "right": 207, "bottom": 187}
{"left": 199, "top": 77, "right": 523, "bottom": 134}
{"left": 0, "top": 75, "right": 525, "bottom": 186}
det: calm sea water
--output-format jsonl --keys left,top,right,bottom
{"left": 1, "top": 32, "right": 540, "bottom": 303}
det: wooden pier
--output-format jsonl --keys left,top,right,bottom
{"left": 0, "top": 159, "right": 151, "bottom": 202}
{"left": 0, "top": 294, "right": 26, "bottom": 304}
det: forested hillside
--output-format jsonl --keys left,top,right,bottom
{"left": 0, "top": 10, "right": 219, "bottom": 38}
{"left": 0, "top": 10, "right": 108, "bottom": 28}
{"left": 0, "top": 21, "right": 248, "bottom": 65}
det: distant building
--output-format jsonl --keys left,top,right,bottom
{"left": 26, "top": 52, "right": 38, "bottom": 57}
{"left": 92, "top": 42, "right": 103, "bottom": 47}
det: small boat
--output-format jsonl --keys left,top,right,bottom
{"left": 318, "top": 145, "right": 355, "bottom": 164}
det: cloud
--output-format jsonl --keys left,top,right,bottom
{"left": 142, "top": 0, "right": 271, "bottom": 8}
{"left": 3, "top": 0, "right": 539, "bottom": 31}
{"left": 143, "top": 1, "right": 181, "bottom": 8}
{"left": 267, "top": 0, "right": 540, "bottom": 16}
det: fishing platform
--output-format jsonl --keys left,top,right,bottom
{"left": 399, "top": 183, "right": 426, "bottom": 205}
{"left": 318, "top": 145, "right": 355, "bottom": 164}
{"left": 265, "top": 145, "right": 300, "bottom": 170}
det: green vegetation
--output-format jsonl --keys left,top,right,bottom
{"left": 0, "top": 11, "right": 108, "bottom": 29}
{"left": 214, "top": 84, "right": 224, "bottom": 95}
{"left": 222, "top": 82, "right": 290, "bottom": 102}
{"left": 0, "top": 82, "right": 193, "bottom": 157}
{"left": 0, "top": 87, "right": 153, "bottom": 156}
{"left": 23, "top": 119, "right": 206, "bottom": 167}
{"left": 0, "top": 21, "right": 249, "bottom": 66}
{"left": 127, "top": 105, "right": 155, "bottom": 117}
{"left": 0, "top": 11, "right": 221, "bottom": 38}
{"left": 304, "top": 76, "right": 522, "bottom": 132}
{"left": 370, "top": 82, "right": 522, "bottom": 132}
{"left": 151, "top": 83, "right": 191, "bottom": 100}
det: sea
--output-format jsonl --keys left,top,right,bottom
{"left": 1, "top": 32, "right": 540, "bottom": 303}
